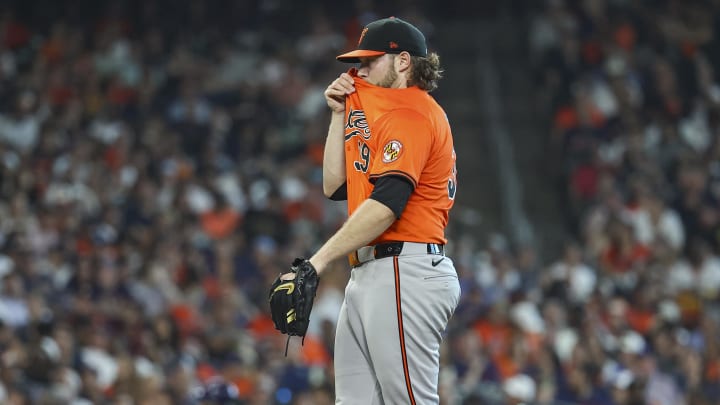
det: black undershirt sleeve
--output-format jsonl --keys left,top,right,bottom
{"left": 329, "top": 182, "right": 347, "bottom": 201}
{"left": 369, "top": 175, "right": 415, "bottom": 219}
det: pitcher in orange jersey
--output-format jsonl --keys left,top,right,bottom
{"left": 281, "top": 16, "right": 460, "bottom": 404}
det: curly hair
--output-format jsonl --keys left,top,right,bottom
{"left": 408, "top": 52, "right": 443, "bottom": 92}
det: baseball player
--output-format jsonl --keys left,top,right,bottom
{"left": 277, "top": 16, "right": 460, "bottom": 404}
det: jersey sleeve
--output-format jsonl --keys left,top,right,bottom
{"left": 368, "top": 109, "right": 432, "bottom": 188}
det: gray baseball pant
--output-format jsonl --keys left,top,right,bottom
{"left": 334, "top": 249, "right": 461, "bottom": 404}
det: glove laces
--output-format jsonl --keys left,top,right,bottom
{"left": 283, "top": 335, "right": 307, "bottom": 357}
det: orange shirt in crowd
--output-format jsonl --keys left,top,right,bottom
{"left": 201, "top": 208, "right": 241, "bottom": 240}
{"left": 600, "top": 243, "right": 650, "bottom": 273}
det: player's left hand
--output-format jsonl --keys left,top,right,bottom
{"left": 268, "top": 258, "right": 320, "bottom": 337}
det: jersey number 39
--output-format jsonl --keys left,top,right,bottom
{"left": 354, "top": 141, "right": 370, "bottom": 173}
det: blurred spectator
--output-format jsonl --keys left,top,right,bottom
{"left": 528, "top": 0, "right": 720, "bottom": 404}
{"left": 2, "top": 0, "right": 720, "bottom": 404}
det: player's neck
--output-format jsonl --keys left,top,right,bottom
{"left": 391, "top": 75, "right": 409, "bottom": 89}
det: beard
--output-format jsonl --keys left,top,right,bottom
{"left": 375, "top": 65, "right": 398, "bottom": 88}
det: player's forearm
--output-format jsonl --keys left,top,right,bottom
{"left": 322, "top": 112, "right": 347, "bottom": 197}
{"left": 310, "top": 198, "right": 396, "bottom": 274}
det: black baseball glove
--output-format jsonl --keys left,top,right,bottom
{"left": 269, "top": 258, "right": 320, "bottom": 339}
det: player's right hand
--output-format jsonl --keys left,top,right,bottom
{"left": 324, "top": 73, "right": 355, "bottom": 113}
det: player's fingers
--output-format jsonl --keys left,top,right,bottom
{"left": 325, "top": 83, "right": 352, "bottom": 98}
{"left": 329, "top": 82, "right": 353, "bottom": 95}
{"left": 337, "top": 75, "right": 356, "bottom": 93}
{"left": 324, "top": 87, "right": 345, "bottom": 101}
{"left": 325, "top": 96, "right": 345, "bottom": 113}
{"left": 326, "top": 75, "right": 355, "bottom": 94}
{"left": 339, "top": 72, "right": 355, "bottom": 84}
{"left": 325, "top": 83, "right": 346, "bottom": 94}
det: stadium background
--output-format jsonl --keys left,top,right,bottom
{"left": 0, "top": 0, "right": 718, "bottom": 404}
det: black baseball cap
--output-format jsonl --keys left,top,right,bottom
{"left": 336, "top": 17, "right": 428, "bottom": 63}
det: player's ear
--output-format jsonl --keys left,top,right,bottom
{"left": 396, "top": 51, "right": 412, "bottom": 73}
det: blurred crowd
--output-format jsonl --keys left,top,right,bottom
{"left": 2, "top": 0, "right": 719, "bottom": 404}
{"left": 0, "top": 0, "right": 452, "bottom": 404}
{"left": 504, "top": 0, "right": 720, "bottom": 404}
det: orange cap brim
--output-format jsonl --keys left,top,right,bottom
{"left": 336, "top": 49, "right": 386, "bottom": 63}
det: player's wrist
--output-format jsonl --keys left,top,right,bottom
{"left": 308, "top": 257, "right": 326, "bottom": 275}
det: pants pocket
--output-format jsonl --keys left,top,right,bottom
{"left": 423, "top": 274, "right": 458, "bottom": 281}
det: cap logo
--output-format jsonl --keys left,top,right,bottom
{"left": 389, "top": 41, "right": 399, "bottom": 49}
{"left": 358, "top": 27, "right": 368, "bottom": 46}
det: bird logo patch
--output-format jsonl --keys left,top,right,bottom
{"left": 382, "top": 140, "right": 403, "bottom": 163}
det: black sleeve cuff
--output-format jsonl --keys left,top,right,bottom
{"left": 369, "top": 175, "right": 414, "bottom": 218}
{"left": 329, "top": 183, "right": 348, "bottom": 201}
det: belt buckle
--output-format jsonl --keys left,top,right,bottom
{"left": 428, "top": 244, "right": 441, "bottom": 255}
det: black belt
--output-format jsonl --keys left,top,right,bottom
{"left": 348, "top": 242, "right": 445, "bottom": 267}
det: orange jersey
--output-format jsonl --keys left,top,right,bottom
{"left": 343, "top": 69, "right": 457, "bottom": 244}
